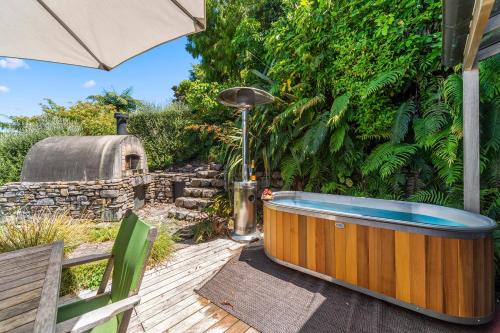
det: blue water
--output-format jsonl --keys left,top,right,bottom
{"left": 273, "top": 198, "right": 466, "bottom": 227}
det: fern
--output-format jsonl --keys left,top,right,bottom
{"left": 444, "top": 74, "right": 462, "bottom": 108}
{"left": 362, "top": 69, "right": 405, "bottom": 98}
{"left": 329, "top": 126, "right": 347, "bottom": 153}
{"left": 484, "top": 99, "right": 500, "bottom": 153}
{"left": 391, "top": 101, "right": 416, "bottom": 143}
{"left": 362, "top": 142, "right": 417, "bottom": 178}
{"left": 328, "top": 93, "right": 350, "bottom": 128}
{"left": 300, "top": 114, "right": 329, "bottom": 156}
{"left": 281, "top": 154, "right": 300, "bottom": 189}
{"left": 410, "top": 189, "right": 449, "bottom": 206}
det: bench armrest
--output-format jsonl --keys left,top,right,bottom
{"left": 62, "top": 253, "right": 112, "bottom": 268}
{"left": 55, "top": 295, "right": 140, "bottom": 333}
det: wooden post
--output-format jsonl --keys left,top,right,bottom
{"left": 462, "top": 68, "right": 480, "bottom": 213}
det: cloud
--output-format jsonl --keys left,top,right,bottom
{"left": 0, "top": 58, "right": 28, "bottom": 70}
{"left": 82, "top": 80, "right": 96, "bottom": 88}
{"left": 0, "top": 85, "right": 10, "bottom": 93}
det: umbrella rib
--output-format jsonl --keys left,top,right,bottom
{"left": 36, "top": 0, "right": 111, "bottom": 71}
{"left": 169, "top": 0, "right": 205, "bottom": 30}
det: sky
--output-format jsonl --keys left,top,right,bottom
{"left": 0, "top": 37, "right": 198, "bottom": 118}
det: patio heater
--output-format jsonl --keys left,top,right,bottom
{"left": 218, "top": 87, "right": 274, "bottom": 241}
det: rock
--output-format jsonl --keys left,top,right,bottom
{"left": 101, "top": 190, "right": 120, "bottom": 198}
{"left": 35, "top": 198, "right": 54, "bottom": 206}
{"left": 60, "top": 188, "right": 69, "bottom": 196}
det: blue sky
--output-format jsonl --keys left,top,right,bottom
{"left": 0, "top": 37, "right": 197, "bottom": 118}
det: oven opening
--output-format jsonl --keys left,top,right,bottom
{"left": 125, "top": 154, "right": 142, "bottom": 174}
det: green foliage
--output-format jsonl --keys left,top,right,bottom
{"left": 149, "top": 226, "right": 176, "bottom": 266}
{"left": 127, "top": 102, "right": 204, "bottom": 169}
{"left": 41, "top": 99, "right": 116, "bottom": 136}
{"left": 0, "top": 117, "right": 82, "bottom": 185}
{"left": 183, "top": 0, "right": 499, "bottom": 223}
{"left": 193, "top": 194, "right": 231, "bottom": 243}
{"left": 87, "top": 87, "right": 141, "bottom": 113}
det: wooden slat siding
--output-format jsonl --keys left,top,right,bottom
{"left": 283, "top": 212, "right": 292, "bottom": 263}
{"left": 275, "top": 211, "right": 284, "bottom": 260}
{"left": 474, "top": 238, "right": 485, "bottom": 317}
{"left": 324, "top": 219, "right": 335, "bottom": 277}
{"left": 368, "top": 227, "right": 382, "bottom": 293}
{"left": 334, "top": 221, "right": 346, "bottom": 281}
{"left": 306, "top": 216, "right": 317, "bottom": 271}
{"left": 345, "top": 223, "right": 358, "bottom": 285}
{"left": 315, "top": 218, "right": 326, "bottom": 275}
{"left": 298, "top": 215, "right": 308, "bottom": 268}
{"left": 356, "top": 225, "right": 369, "bottom": 289}
{"left": 263, "top": 208, "right": 495, "bottom": 320}
{"left": 395, "top": 231, "right": 411, "bottom": 303}
{"left": 264, "top": 207, "right": 270, "bottom": 253}
{"left": 457, "top": 239, "right": 474, "bottom": 317}
{"left": 409, "top": 234, "right": 426, "bottom": 308}
{"left": 484, "top": 236, "right": 494, "bottom": 315}
{"left": 270, "top": 209, "right": 277, "bottom": 257}
{"left": 380, "top": 229, "right": 395, "bottom": 297}
{"left": 290, "top": 214, "right": 299, "bottom": 266}
{"left": 443, "top": 238, "right": 460, "bottom": 316}
{"left": 427, "top": 237, "right": 444, "bottom": 313}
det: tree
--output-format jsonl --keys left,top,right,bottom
{"left": 87, "top": 87, "right": 141, "bottom": 113}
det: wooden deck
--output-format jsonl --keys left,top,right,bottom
{"left": 63, "top": 238, "right": 257, "bottom": 333}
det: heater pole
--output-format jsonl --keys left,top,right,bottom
{"left": 241, "top": 108, "right": 249, "bottom": 182}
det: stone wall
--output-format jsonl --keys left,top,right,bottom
{"left": 0, "top": 173, "right": 174, "bottom": 221}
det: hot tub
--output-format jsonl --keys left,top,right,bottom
{"left": 263, "top": 191, "right": 496, "bottom": 325}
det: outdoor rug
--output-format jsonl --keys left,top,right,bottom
{"left": 196, "top": 245, "right": 500, "bottom": 333}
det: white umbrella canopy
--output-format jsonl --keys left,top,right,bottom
{"left": 0, "top": 0, "right": 205, "bottom": 70}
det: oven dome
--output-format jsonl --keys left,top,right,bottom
{"left": 21, "top": 135, "right": 148, "bottom": 182}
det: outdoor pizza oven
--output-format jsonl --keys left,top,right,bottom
{"left": 21, "top": 135, "right": 148, "bottom": 182}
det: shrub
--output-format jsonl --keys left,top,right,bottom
{"left": 127, "top": 102, "right": 203, "bottom": 169}
{"left": 0, "top": 116, "right": 82, "bottom": 185}
{"left": 192, "top": 194, "right": 232, "bottom": 243}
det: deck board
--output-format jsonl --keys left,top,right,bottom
{"left": 64, "top": 238, "right": 257, "bottom": 333}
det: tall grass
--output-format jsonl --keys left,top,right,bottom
{"left": 0, "top": 209, "right": 89, "bottom": 253}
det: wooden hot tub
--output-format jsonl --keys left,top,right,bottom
{"left": 263, "top": 191, "right": 496, "bottom": 325}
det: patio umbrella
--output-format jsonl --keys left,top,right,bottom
{"left": 0, "top": 0, "right": 205, "bottom": 70}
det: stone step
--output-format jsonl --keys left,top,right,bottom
{"left": 175, "top": 197, "right": 213, "bottom": 210}
{"left": 183, "top": 187, "right": 221, "bottom": 199}
{"left": 195, "top": 170, "right": 222, "bottom": 179}
{"left": 166, "top": 206, "right": 207, "bottom": 221}
{"left": 188, "top": 178, "right": 225, "bottom": 188}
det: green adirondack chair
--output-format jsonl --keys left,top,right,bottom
{"left": 56, "top": 211, "right": 157, "bottom": 333}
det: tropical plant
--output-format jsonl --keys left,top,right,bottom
{"left": 87, "top": 87, "right": 141, "bottom": 113}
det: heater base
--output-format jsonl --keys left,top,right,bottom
{"left": 230, "top": 231, "right": 261, "bottom": 242}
